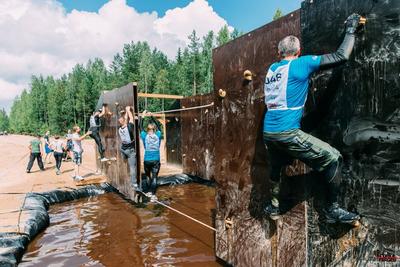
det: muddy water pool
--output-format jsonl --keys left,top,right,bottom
{"left": 20, "top": 184, "right": 220, "bottom": 267}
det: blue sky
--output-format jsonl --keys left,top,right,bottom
{"left": 58, "top": 0, "right": 302, "bottom": 32}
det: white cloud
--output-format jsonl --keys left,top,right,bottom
{"left": 0, "top": 79, "right": 25, "bottom": 102}
{"left": 0, "top": 0, "right": 230, "bottom": 112}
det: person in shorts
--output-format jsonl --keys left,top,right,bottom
{"left": 71, "top": 126, "right": 91, "bottom": 181}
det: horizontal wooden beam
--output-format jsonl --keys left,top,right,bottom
{"left": 137, "top": 92, "right": 184, "bottom": 99}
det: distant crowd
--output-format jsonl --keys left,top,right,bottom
{"left": 26, "top": 126, "right": 92, "bottom": 181}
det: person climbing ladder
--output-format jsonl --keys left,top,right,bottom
{"left": 263, "top": 14, "right": 365, "bottom": 225}
{"left": 89, "top": 104, "right": 110, "bottom": 162}
{"left": 140, "top": 111, "right": 162, "bottom": 201}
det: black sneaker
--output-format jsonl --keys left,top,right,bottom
{"left": 324, "top": 203, "right": 360, "bottom": 224}
{"left": 26, "top": 170, "right": 31, "bottom": 173}
{"left": 264, "top": 202, "right": 280, "bottom": 220}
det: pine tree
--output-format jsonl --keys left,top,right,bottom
{"left": 188, "top": 30, "right": 200, "bottom": 96}
{"left": 217, "top": 25, "right": 230, "bottom": 46}
{"left": 273, "top": 8, "right": 283, "bottom": 20}
{"left": 0, "top": 109, "right": 9, "bottom": 132}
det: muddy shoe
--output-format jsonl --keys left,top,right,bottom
{"left": 324, "top": 203, "right": 360, "bottom": 224}
{"left": 264, "top": 202, "right": 280, "bottom": 220}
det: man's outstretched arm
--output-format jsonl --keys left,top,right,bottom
{"left": 320, "top": 14, "right": 363, "bottom": 67}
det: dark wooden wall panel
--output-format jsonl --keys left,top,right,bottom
{"left": 212, "top": 11, "right": 306, "bottom": 266}
{"left": 96, "top": 83, "right": 140, "bottom": 199}
{"left": 181, "top": 94, "right": 215, "bottom": 180}
{"left": 301, "top": 0, "right": 400, "bottom": 265}
{"left": 166, "top": 100, "right": 182, "bottom": 166}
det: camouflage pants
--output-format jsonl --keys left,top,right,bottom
{"left": 264, "top": 129, "right": 341, "bottom": 207}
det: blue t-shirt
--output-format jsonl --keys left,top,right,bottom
{"left": 140, "top": 130, "right": 162, "bottom": 161}
{"left": 263, "top": 55, "right": 321, "bottom": 132}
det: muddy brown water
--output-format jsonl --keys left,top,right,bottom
{"left": 20, "top": 184, "right": 221, "bottom": 267}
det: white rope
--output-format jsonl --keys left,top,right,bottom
{"left": 153, "top": 198, "right": 217, "bottom": 231}
{"left": 137, "top": 190, "right": 216, "bottom": 232}
{"left": 141, "top": 102, "right": 214, "bottom": 115}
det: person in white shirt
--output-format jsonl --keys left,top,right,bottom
{"left": 50, "top": 135, "right": 65, "bottom": 175}
{"left": 71, "top": 125, "right": 91, "bottom": 181}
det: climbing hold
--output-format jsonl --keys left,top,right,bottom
{"left": 192, "top": 158, "right": 196, "bottom": 162}
{"left": 243, "top": 70, "right": 252, "bottom": 81}
{"left": 225, "top": 218, "right": 234, "bottom": 229}
{"left": 205, "top": 109, "right": 208, "bottom": 114}
{"left": 115, "top": 102, "right": 119, "bottom": 106}
{"left": 218, "top": 89, "right": 227, "bottom": 98}
{"left": 194, "top": 118, "right": 198, "bottom": 122}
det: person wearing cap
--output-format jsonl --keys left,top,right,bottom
{"left": 89, "top": 104, "right": 108, "bottom": 162}
{"left": 263, "top": 14, "right": 364, "bottom": 224}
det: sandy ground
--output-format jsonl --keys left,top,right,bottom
{"left": 0, "top": 135, "right": 102, "bottom": 234}
{"left": 0, "top": 134, "right": 182, "bottom": 235}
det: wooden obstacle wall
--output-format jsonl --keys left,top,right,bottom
{"left": 181, "top": 0, "right": 400, "bottom": 265}
{"left": 96, "top": 83, "right": 140, "bottom": 199}
{"left": 181, "top": 94, "right": 216, "bottom": 180}
{"left": 212, "top": 10, "right": 308, "bottom": 267}
{"left": 301, "top": 0, "right": 400, "bottom": 265}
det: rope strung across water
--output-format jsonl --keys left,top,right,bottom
{"left": 137, "top": 190, "right": 216, "bottom": 232}
{"left": 139, "top": 102, "right": 214, "bottom": 115}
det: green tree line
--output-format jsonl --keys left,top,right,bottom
{"left": 8, "top": 26, "right": 241, "bottom": 135}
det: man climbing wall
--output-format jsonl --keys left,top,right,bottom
{"left": 263, "top": 14, "right": 365, "bottom": 224}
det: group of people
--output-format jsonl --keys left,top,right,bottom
{"left": 25, "top": 104, "right": 163, "bottom": 199}
{"left": 26, "top": 126, "right": 92, "bottom": 181}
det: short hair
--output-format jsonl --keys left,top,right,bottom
{"left": 278, "top": 35, "right": 300, "bottom": 57}
{"left": 73, "top": 126, "right": 80, "bottom": 133}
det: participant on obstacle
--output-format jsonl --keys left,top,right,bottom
{"left": 71, "top": 126, "right": 91, "bottom": 181}
{"left": 89, "top": 104, "right": 109, "bottom": 162}
{"left": 43, "top": 130, "right": 53, "bottom": 164}
{"left": 50, "top": 135, "right": 65, "bottom": 175}
{"left": 118, "top": 106, "right": 138, "bottom": 189}
{"left": 26, "top": 134, "right": 45, "bottom": 173}
{"left": 263, "top": 14, "right": 364, "bottom": 224}
{"left": 140, "top": 111, "right": 162, "bottom": 199}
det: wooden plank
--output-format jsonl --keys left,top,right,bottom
{"left": 137, "top": 92, "right": 184, "bottom": 99}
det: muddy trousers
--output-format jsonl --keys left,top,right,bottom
{"left": 89, "top": 131, "right": 105, "bottom": 158}
{"left": 27, "top": 153, "right": 44, "bottom": 171}
{"left": 144, "top": 160, "right": 160, "bottom": 194}
{"left": 54, "top": 152, "right": 63, "bottom": 170}
{"left": 264, "top": 129, "right": 342, "bottom": 208}
{"left": 120, "top": 148, "right": 137, "bottom": 186}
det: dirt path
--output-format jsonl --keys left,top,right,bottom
{"left": 0, "top": 134, "right": 182, "bottom": 235}
{"left": 0, "top": 135, "right": 99, "bottom": 233}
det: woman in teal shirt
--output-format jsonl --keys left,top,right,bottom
{"left": 140, "top": 113, "right": 162, "bottom": 197}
